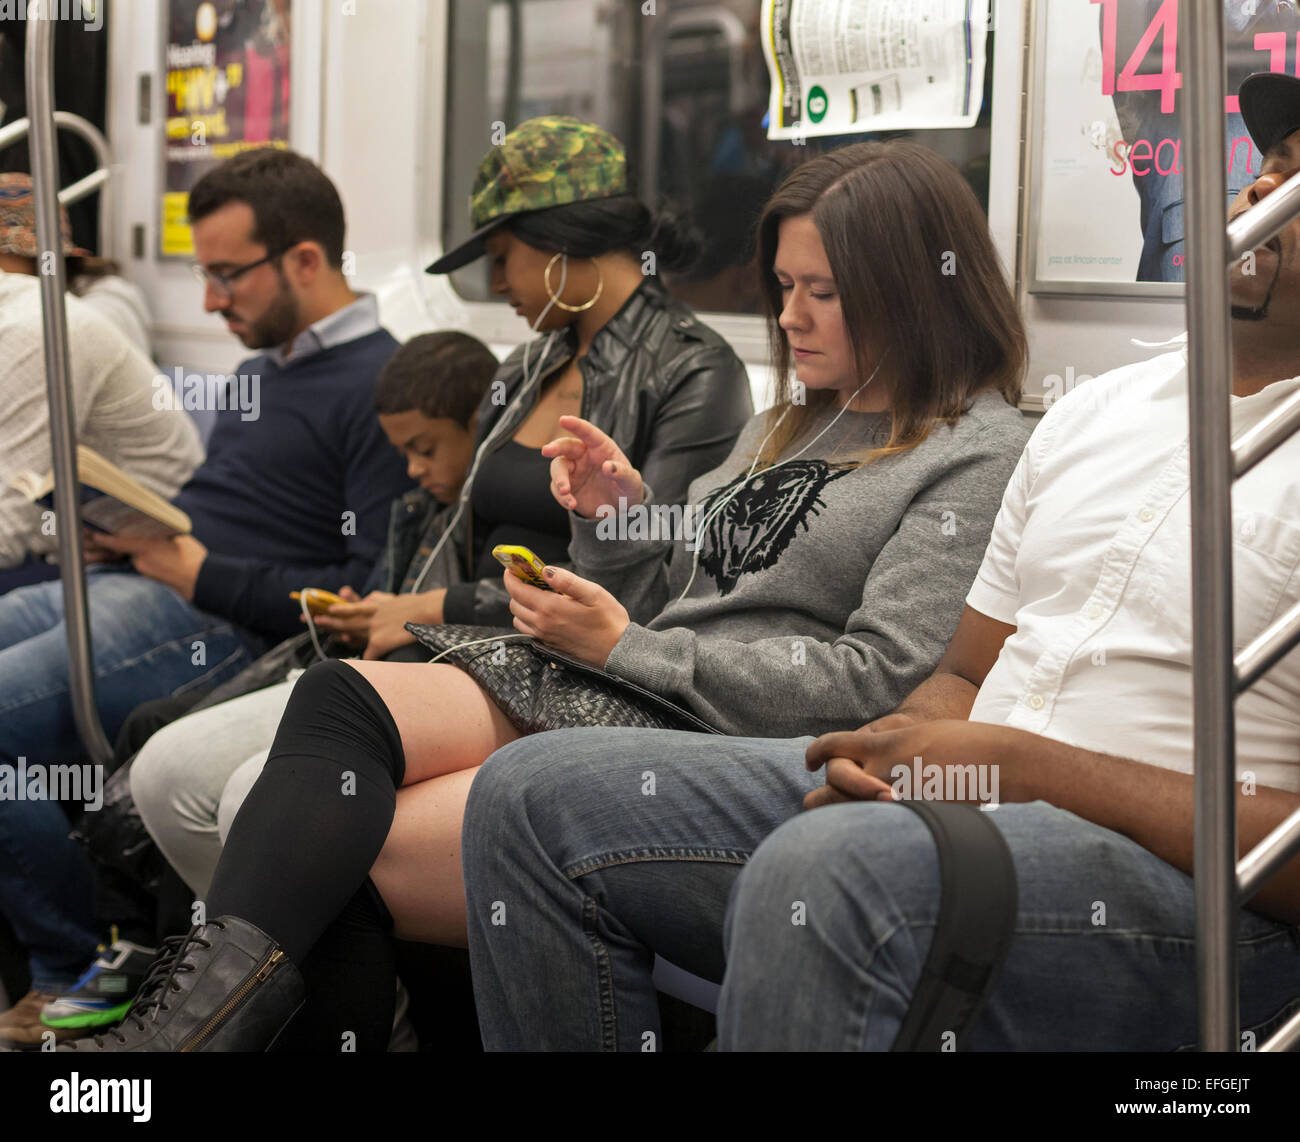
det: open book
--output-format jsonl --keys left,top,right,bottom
{"left": 9, "top": 445, "right": 192, "bottom": 539}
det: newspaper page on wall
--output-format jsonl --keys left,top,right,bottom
{"left": 761, "top": 0, "right": 991, "bottom": 140}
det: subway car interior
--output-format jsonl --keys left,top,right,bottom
{"left": 0, "top": 0, "right": 1298, "bottom": 1109}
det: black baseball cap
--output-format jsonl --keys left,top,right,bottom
{"left": 1240, "top": 72, "right": 1300, "bottom": 155}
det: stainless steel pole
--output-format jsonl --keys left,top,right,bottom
{"left": 25, "top": 13, "right": 113, "bottom": 766}
{"left": 1179, "top": 0, "right": 1238, "bottom": 1051}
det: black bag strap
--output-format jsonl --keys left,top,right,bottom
{"left": 891, "top": 801, "right": 1018, "bottom": 1052}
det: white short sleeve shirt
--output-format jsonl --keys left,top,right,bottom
{"left": 968, "top": 349, "right": 1300, "bottom": 793}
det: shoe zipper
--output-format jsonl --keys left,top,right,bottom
{"left": 178, "top": 950, "right": 285, "bottom": 1052}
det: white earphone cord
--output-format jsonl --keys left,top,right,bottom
{"left": 301, "top": 261, "right": 573, "bottom": 665}
{"left": 408, "top": 255, "right": 571, "bottom": 595}
{"left": 396, "top": 256, "right": 574, "bottom": 663}
{"left": 674, "top": 351, "right": 891, "bottom": 602}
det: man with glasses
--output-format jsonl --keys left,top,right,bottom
{"left": 0, "top": 147, "right": 411, "bottom": 1047}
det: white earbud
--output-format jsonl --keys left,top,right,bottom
{"left": 674, "top": 351, "right": 890, "bottom": 602}
{"left": 409, "top": 256, "right": 570, "bottom": 593}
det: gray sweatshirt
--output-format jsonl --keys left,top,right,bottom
{"left": 569, "top": 390, "right": 1031, "bottom": 737}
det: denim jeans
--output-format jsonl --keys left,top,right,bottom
{"left": 0, "top": 563, "right": 263, "bottom": 990}
{"left": 463, "top": 727, "right": 1300, "bottom": 1051}
{"left": 720, "top": 800, "right": 1300, "bottom": 1050}
{"left": 463, "top": 727, "right": 823, "bottom": 1050}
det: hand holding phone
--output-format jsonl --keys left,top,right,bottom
{"left": 290, "top": 588, "right": 347, "bottom": 615}
{"left": 492, "top": 544, "right": 554, "bottom": 591}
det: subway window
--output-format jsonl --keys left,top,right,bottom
{"left": 444, "top": 0, "right": 995, "bottom": 314}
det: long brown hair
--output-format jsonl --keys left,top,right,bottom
{"left": 754, "top": 141, "right": 1026, "bottom": 465}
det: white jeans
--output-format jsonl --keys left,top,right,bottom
{"left": 129, "top": 673, "right": 302, "bottom": 897}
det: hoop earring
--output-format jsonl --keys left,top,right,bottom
{"left": 544, "top": 252, "right": 604, "bottom": 312}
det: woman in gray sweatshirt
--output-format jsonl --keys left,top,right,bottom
{"left": 75, "top": 141, "right": 1034, "bottom": 1053}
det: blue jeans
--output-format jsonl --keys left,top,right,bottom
{"left": 0, "top": 564, "right": 263, "bottom": 990}
{"left": 463, "top": 728, "right": 1300, "bottom": 1051}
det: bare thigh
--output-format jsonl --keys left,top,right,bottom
{"left": 341, "top": 660, "right": 518, "bottom": 945}
{"left": 371, "top": 768, "right": 480, "bottom": 946}
{"left": 343, "top": 660, "right": 518, "bottom": 784}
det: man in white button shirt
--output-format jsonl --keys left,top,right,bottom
{"left": 455, "top": 73, "right": 1300, "bottom": 1051}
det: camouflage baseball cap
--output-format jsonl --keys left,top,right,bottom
{"left": 426, "top": 116, "right": 629, "bottom": 274}
{"left": 0, "top": 173, "right": 89, "bottom": 260}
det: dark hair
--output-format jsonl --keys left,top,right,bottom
{"left": 506, "top": 194, "right": 701, "bottom": 275}
{"left": 754, "top": 140, "right": 1026, "bottom": 466}
{"left": 187, "top": 147, "right": 347, "bottom": 267}
{"left": 374, "top": 331, "right": 498, "bottom": 426}
{"left": 66, "top": 254, "right": 120, "bottom": 282}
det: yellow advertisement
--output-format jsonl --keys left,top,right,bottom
{"left": 162, "top": 0, "right": 291, "bottom": 256}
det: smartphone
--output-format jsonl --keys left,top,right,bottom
{"left": 290, "top": 588, "right": 346, "bottom": 615}
{"left": 492, "top": 544, "right": 554, "bottom": 591}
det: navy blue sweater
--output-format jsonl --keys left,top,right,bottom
{"left": 173, "top": 328, "right": 412, "bottom": 640}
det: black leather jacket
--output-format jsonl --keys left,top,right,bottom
{"left": 377, "top": 275, "right": 754, "bottom": 626}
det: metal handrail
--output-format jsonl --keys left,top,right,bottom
{"left": 1232, "top": 385, "right": 1300, "bottom": 476}
{"left": 1227, "top": 166, "right": 1300, "bottom": 260}
{"left": 1182, "top": 6, "right": 1300, "bottom": 1052}
{"left": 25, "top": 15, "right": 113, "bottom": 766}
{"left": 0, "top": 110, "right": 116, "bottom": 263}
{"left": 1238, "top": 807, "right": 1300, "bottom": 903}
{"left": 1235, "top": 600, "right": 1300, "bottom": 693}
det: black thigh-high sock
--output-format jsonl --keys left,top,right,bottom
{"left": 206, "top": 659, "right": 407, "bottom": 964}
{"left": 271, "top": 879, "right": 397, "bottom": 1054}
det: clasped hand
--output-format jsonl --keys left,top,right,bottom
{"left": 803, "top": 716, "right": 1020, "bottom": 811}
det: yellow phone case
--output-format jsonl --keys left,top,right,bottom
{"left": 290, "top": 588, "right": 346, "bottom": 615}
{"left": 492, "top": 544, "right": 553, "bottom": 590}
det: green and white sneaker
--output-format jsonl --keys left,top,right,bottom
{"left": 40, "top": 939, "right": 157, "bottom": 1032}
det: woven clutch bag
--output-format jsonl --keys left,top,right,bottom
{"left": 405, "top": 622, "right": 720, "bottom": 736}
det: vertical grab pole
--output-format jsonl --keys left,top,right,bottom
{"left": 25, "top": 13, "right": 113, "bottom": 765}
{"left": 1179, "top": 0, "right": 1238, "bottom": 1050}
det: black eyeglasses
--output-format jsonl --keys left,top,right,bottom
{"left": 190, "top": 246, "right": 292, "bottom": 296}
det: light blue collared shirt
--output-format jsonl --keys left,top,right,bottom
{"left": 267, "top": 291, "right": 380, "bottom": 367}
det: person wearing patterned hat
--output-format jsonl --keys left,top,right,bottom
{"left": 0, "top": 171, "right": 92, "bottom": 262}
{"left": 0, "top": 173, "right": 154, "bottom": 355}
{"left": 415, "top": 115, "right": 754, "bottom": 632}
{"left": 0, "top": 173, "right": 203, "bottom": 585}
